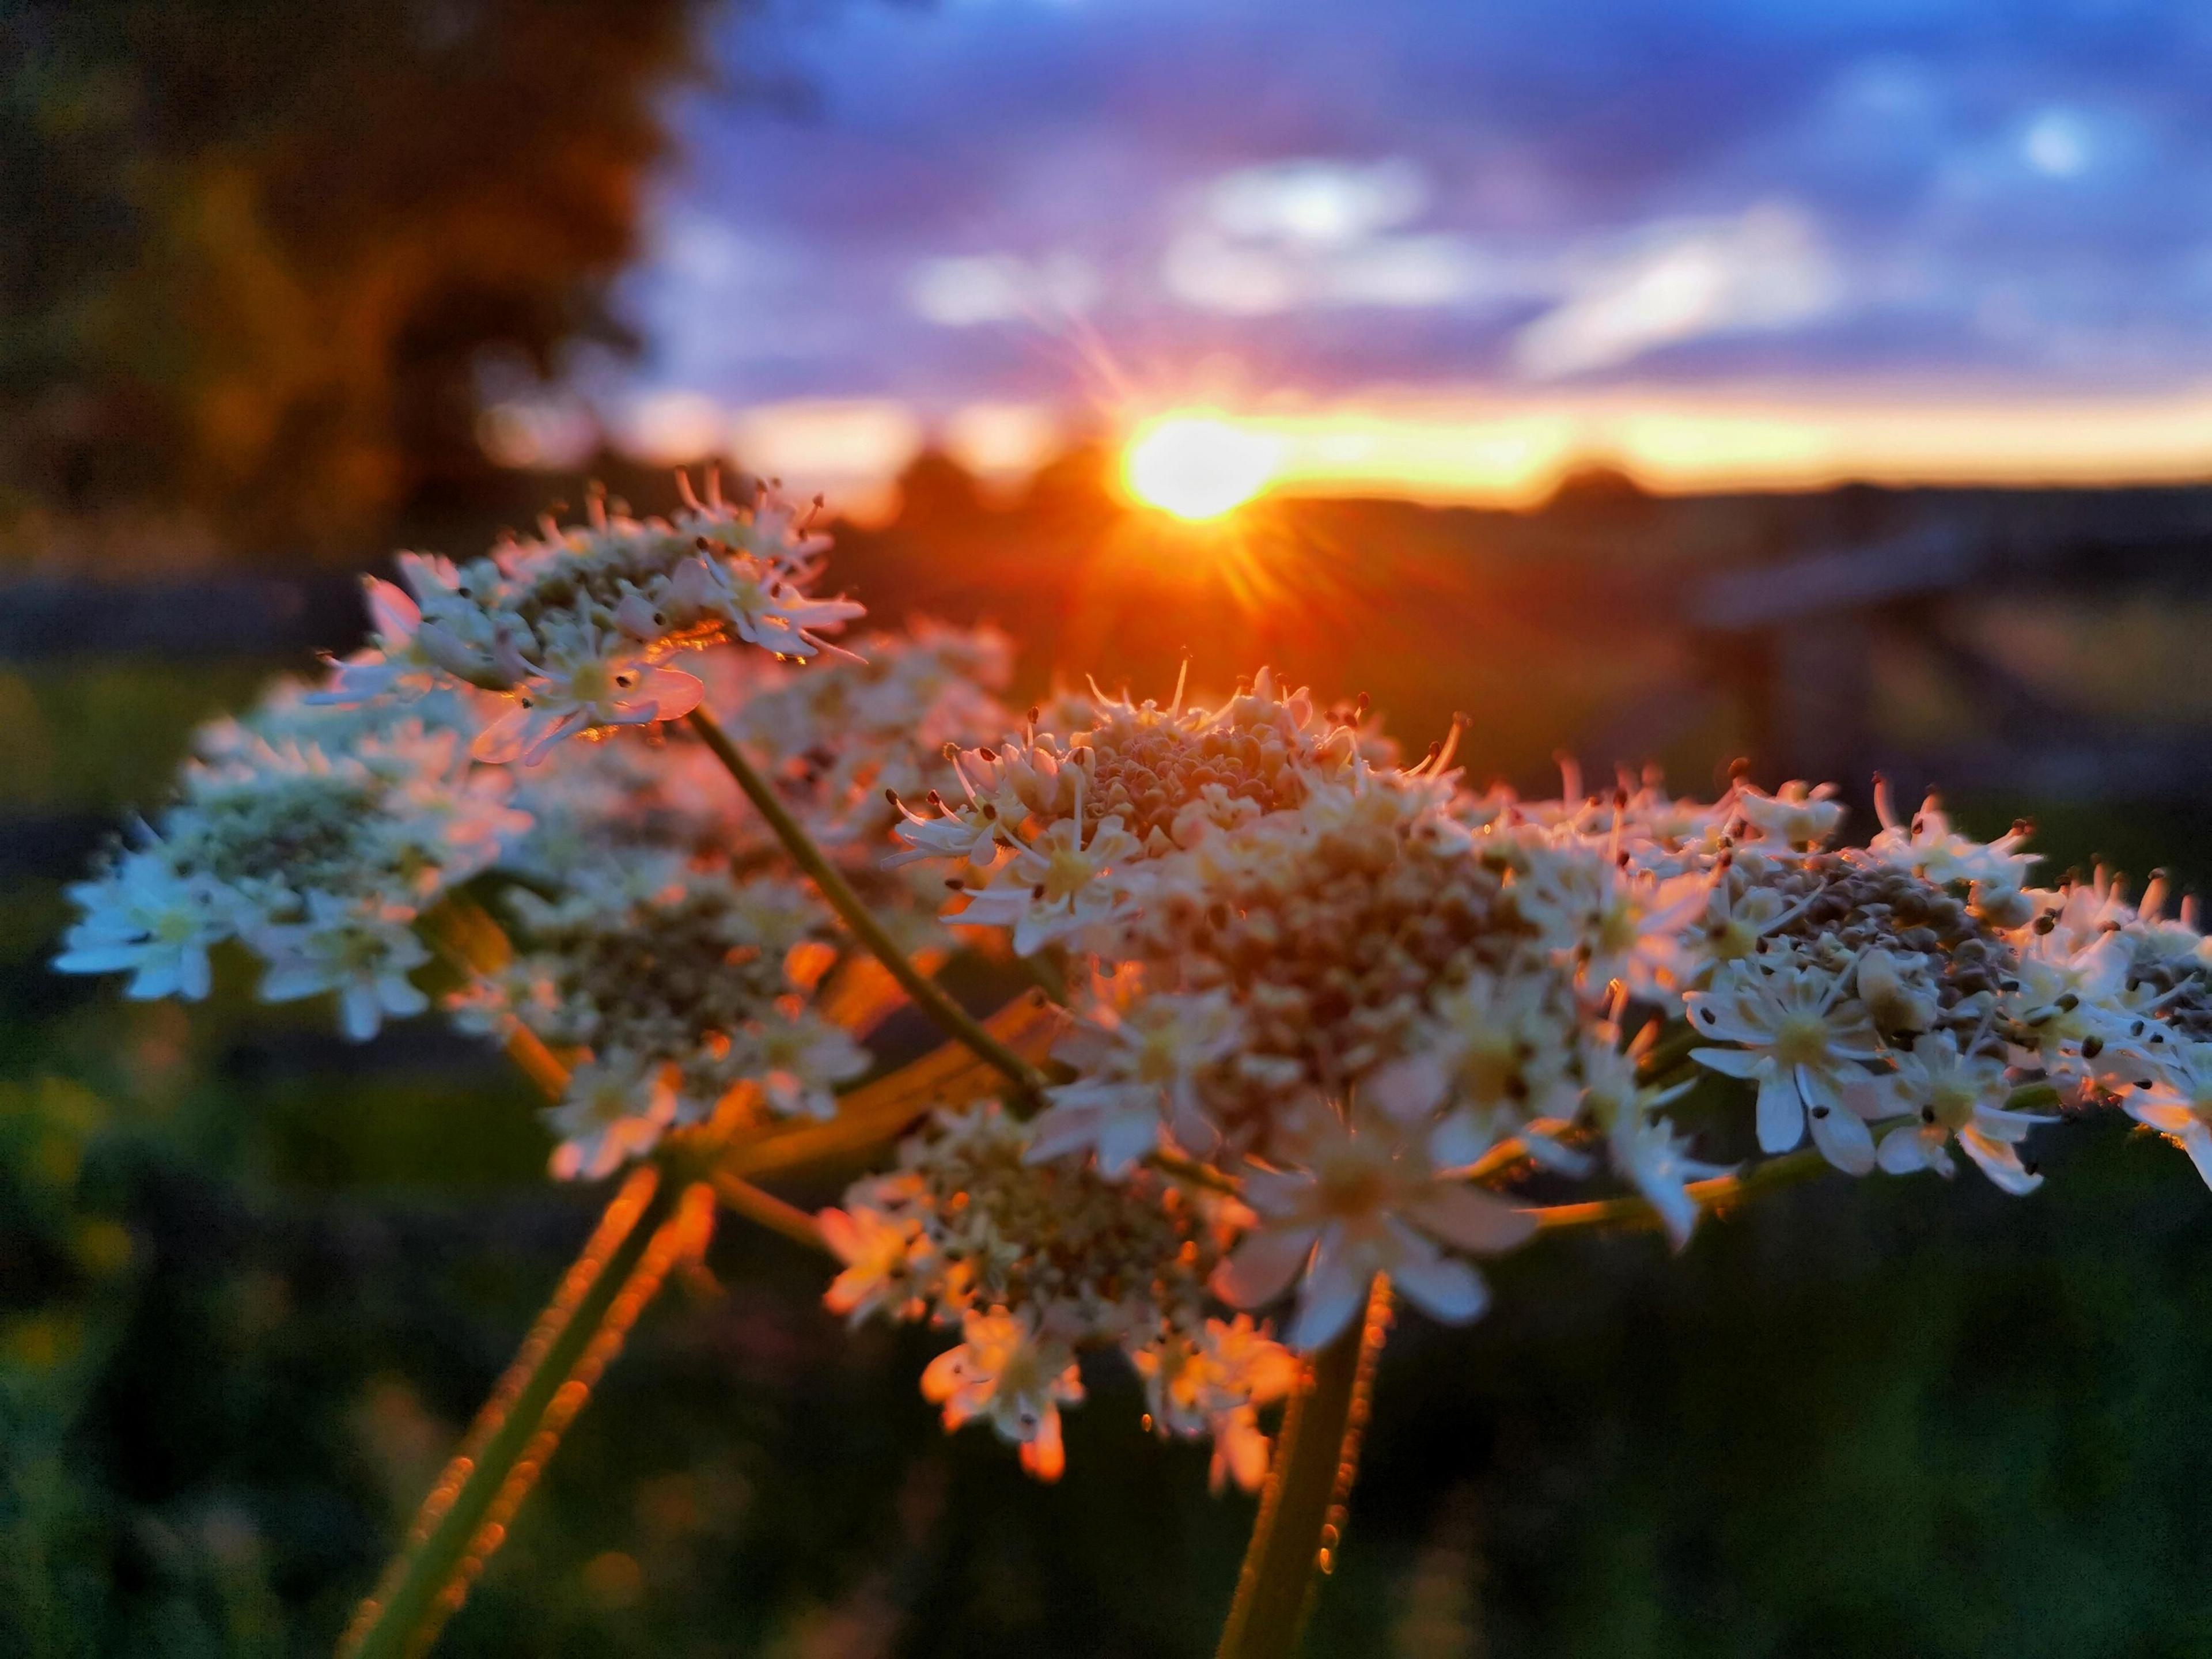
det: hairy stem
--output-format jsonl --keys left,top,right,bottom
{"left": 687, "top": 708, "right": 1047, "bottom": 1103}
{"left": 1529, "top": 1147, "right": 1828, "bottom": 1233}
{"left": 337, "top": 1172, "right": 703, "bottom": 1659}
{"left": 1528, "top": 1080, "right": 2062, "bottom": 1236}
{"left": 1215, "top": 1278, "right": 1393, "bottom": 1659}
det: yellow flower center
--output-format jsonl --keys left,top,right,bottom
{"left": 1927, "top": 1081, "right": 1978, "bottom": 1130}
{"left": 1315, "top": 1154, "right": 1389, "bottom": 1220}
{"left": 567, "top": 660, "right": 613, "bottom": 705}
{"left": 1772, "top": 1013, "right": 1832, "bottom": 1069}
{"left": 1041, "top": 844, "right": 1099, "bottom": 903}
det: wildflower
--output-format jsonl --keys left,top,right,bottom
{"left": 1211, "top": 1105, "right": 1536, "bottom": 1350}
{"left": 954, "top": 785, "right": 1143, "bottom": 954}
{"left": 545, "top": 1052, "right": 681, "bottom": 1180}
{"left": 2118, "top": 1040, "right": 2212, "bottom": 1190}
{"left": 1734, "top": 780, "right": 1845, "bottom": 850}
{"left": 1577, "top": 1032, "right": 1731, "bottom": 1249}
{"left": 1131, "top": 1316, "right": 1298, "bottom": 1493}
{"left": 1028, "top": 991, "right": 1244, "bottom": 1173}
{"left": 1874, "top": 1032, "right": 2048, "bottom": 1194}
{"left": 2003, "top": 931, "right": 2134, "bottom": 1073}
{"left": 819, "top": 1195, "right": 931, "bottom": 1325}
{"left": 254, "top": 892, "right": 431, "bottom": 1041}
{"left": 52, "top": 846, "right": 234, "bottom": 1001}
{"left": 1867, "top": 779, "right": 2038, "bottom": 887}
{"left": 750, "top": 1008, "right": 871, "bottom": 1119}
{"left": 1132, "top": 1316, "right": 1298, "bottom": 1440}
{"left": 1688, "top": 874, "right": 1804, "bottom": 974}
{"left": 1687, "top": 960, "right": 1885, "bottom": 1172}
{"left": 308, "top": 576, "right": 436, "bottom": 707}
{"left": 472, "top": 629, "right": 706, "bottom": 765}
{"left": 884, "top": 794, "right": 1007, "bottom": 869}
{"left": 1855, "top": 946, "right": 1939, "bottom": 1040}
{"left": 1510, "top": 848, "right": 1705, "bottom": 999}
{"left": 921, "top": 1308, "right": 1087, "bottom": 1480}
{"left": 1365, "top": 972, "right": 1581, "bottom": 1169}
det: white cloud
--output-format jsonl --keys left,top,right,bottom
{"left": 1513, "top": 203, "right": 1842, "bottom": 379}
{"left": 1204, "top": 158, "right": 1429, "bottom": 248}
{"left": 2022, "top": 108, "right": 2093, "bottom": 177}
{"left": 1164, "top": 156, "right": 1514, "bottom": 316}
{"left": 907, "top": 252, "right": 1100, "bottom": 327}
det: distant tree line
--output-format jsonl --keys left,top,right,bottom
{"left": 0, "top": 0, "right": 713, "bottom": 561}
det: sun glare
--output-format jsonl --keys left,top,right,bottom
{"left": 1123, "top": 414, "right": 1282, "bottom": 520}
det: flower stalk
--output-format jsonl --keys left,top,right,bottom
{"left": 1214, "top": 1277, "right": 1393, "bottom": 1659}
{"left": 338, "top": 1169, "right": 706, "bottom": 1659}
{"left": 686, "top": 707, "right": 1048, "bottom": 1104}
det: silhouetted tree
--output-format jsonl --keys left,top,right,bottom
{"left": 0, "top": 0, "right": 711, "bottom": 559}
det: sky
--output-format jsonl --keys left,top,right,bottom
{"left": 514, "top": 0, "right": 2212, "bottom": 505}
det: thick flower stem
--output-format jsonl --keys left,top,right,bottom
{"left": 1215, "top": 1278, "right": 1393, "bottom": 1659}
{"left": 337, "top": 1170, "right": 702, "bottom": 1659}
{"left": 686, "top": 708, "right": 1047, "bottom": 1104}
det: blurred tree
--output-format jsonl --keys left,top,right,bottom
{"left": 0, "top": 0, "right": 709, "bottom": 561}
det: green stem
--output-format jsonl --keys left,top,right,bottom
{"left": 1215, "top": 1279, "right": 1391, "bottom": 1659}
{"left": 337, "top": 1171, "right": 695, "bottom": 1659}
{"left": 1530, "top": 1147, "right": 1828, "bottom": 1234}
{"left": 687, "top": 709, "right": 1047, "bottom": 1104}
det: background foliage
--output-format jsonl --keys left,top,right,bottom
{"left": 0, "top": 0, "right": 702, "bottom": 559}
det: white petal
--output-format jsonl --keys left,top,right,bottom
{"left": 1364, "top": 1054, "right": 1448, "bottom": 1122}
{"left": 1284, "top": 1238, "right": 1369, "bottom": 1350}
{"left": 637, "top": 665, "right": 706, "bottom": 721}
{"left": 1386, "top": 1245, "right": 1488, "bottom": 1326}
{"left": 1808, "top": 1094, "right": 1876, "bottom": 1175}
{"left": 471, "top": 705, "right": 547, "bottom": 765}
{"left": 1959, "top": 1128, "right": 2044, "bottom": 1196}
{"left": 1211, "top": 1225, "right": 1317, "bottom": 1310}
{"left": 1093, "top": 1109, "right": 1163, "bottom": 1177}
{"left": 1401, "top": 1183, "right": 1537, "bottom": 1254}
{"left": 1876, "top": 1124, "right": 1930, "bottom": 1176}
{"left": 339, "top": 984, "right": 382, "bottom": 1042}
{"left": 2179, "top": 1124, "right": 2212, "bottom": 1192}
{"left": 1691, "top": 1045, "right": 1764, "bottom": 1080}
{"left": 1755, "top": 1071, "right": 1804, "bottom": 1153}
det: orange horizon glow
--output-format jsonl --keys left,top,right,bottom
{"left": 1122, "top": 385, "right": 2212, "bottom": 508}
{"left": 562, "top": 384, "right": 2212, "bottom": 516}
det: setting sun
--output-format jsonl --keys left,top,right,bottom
{"left": 1123, "top": 414, "right": 1282, "bottom": 519}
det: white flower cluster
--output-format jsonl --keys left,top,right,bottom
{"left": 55, "top": 489, "right": 1018, "bottom": 1187}
{"left": 315, "top": 479, "right": 863, "bottom": 764}
{"left": 455, "top": 860, "right": 868, "bottom": 1177}
{"left": 58, "top": 485, "right": 2212, "bottom": 1499}
{"left": 887, "top": 676, "right": 2212, "bottom": 1373}
{"left": 54, "top": 694, "right": 524, "bottom": 1039}
{"left": 820, "top": 1103, "right": 1295, "bottom": 1484}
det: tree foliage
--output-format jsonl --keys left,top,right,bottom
{"left": 0, "top": 0, "right": 704, "bottom": 558}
